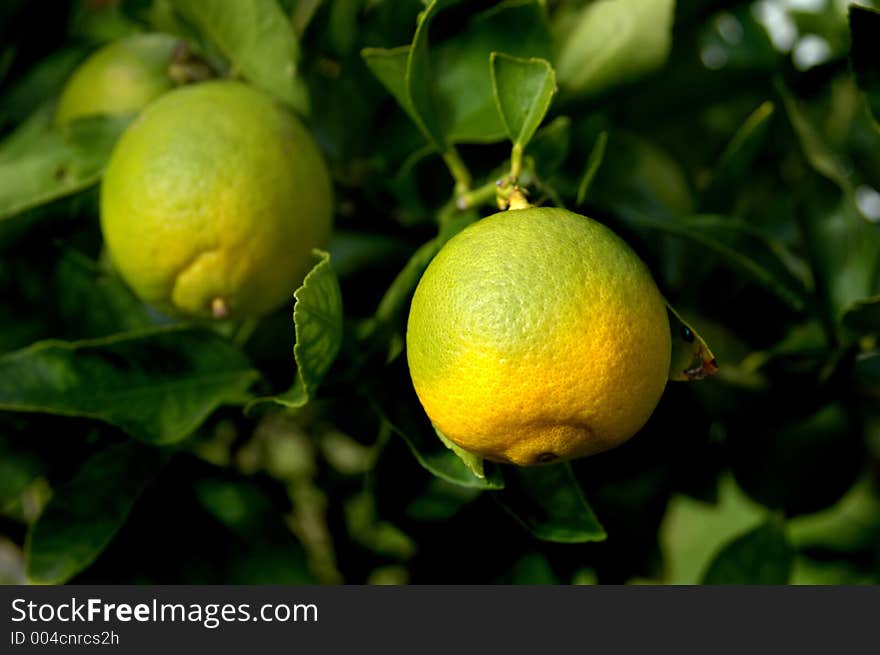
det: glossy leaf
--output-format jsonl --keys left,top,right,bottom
{"left": 434, "top": 425, "right": 486, "bottom": 480}
{"left": 666, "top": 304, "right": 718, "bottom": 381}
{"left": 26, "top": 441, "right": 167, "bottom": 584}
{"left": 432, "top": 0, "right": 552, "bottom": 144}
{"left": 555, "top": 0, "right": 675, "bottom": 96}
{"left": 168, "top": 0, "right": 309, "bottom": 114}
{"left": 381, "top": 397, "right": 503, "bottom": 491}
{"left": 850, "top": 5, "right": 880, "bottom": 124}
{"left": 363, "top": 0, "right": 552, "bottom": 147}
{"left": 495, "top": 464, "right": 606, "bottom": 543}
{"left": 0, "top": 328, "right": 259, "bottom": 444}
{"left": 361, "top": 46, "right": 417, "bottom": 129}
{"left": 0, "top": 115, "right": 129, "bottom": 222}
{"left": 256, "top": 251, "right": 343, "bottom": 409}
{"left": 490, "top": 53, "right": 556, "bottom": 149}
{"left": 702, "top": 518, "right": 794, "bottom": 584}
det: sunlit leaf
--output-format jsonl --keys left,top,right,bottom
{"left": 260, "top": 250, "right": 343, "bottom": 409}
{"left": 555, "top": 0, "right": 675, "bottom": 96}
{"left": 168, "top": 0, "right": 309, "bottom": 114}
{"left": 490, "top": 53, "right": 556, "bottom": 149}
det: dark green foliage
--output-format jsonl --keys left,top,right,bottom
{"left": 0, "top": 0, "right": 877, "bottom": 585}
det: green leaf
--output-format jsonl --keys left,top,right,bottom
{"left": 0, "top": 103, "right": 54, "bottom": 164}
{"left": 702, "top": 518, "right": 794, "bottom": 584}
{"left": 666, "top": 304, "right": 718, "bottom": 381}
{"left": 55, "top": 250, "right": 159, "bottom": 339}
{"left": 401, "top": 0, "right": 460, "bottom": 149}
{"left": 361, "top": 46, "right": 418, "bottom": 128}
{"left": 168, "top": 0, "right": 309, "bottom": 115}
{"left": 26, "top": 441, "right": 167, "bottom": 584}
{"left": 526, "top": 115, "right": 571, "bottom": 176}
{"left": 434, "top": 425, "right": 486, "bottom": 480}
{"left": 490, "top": 53, "right": 556, "bottom": 149}
{"left": 0, "top": 115, "right": 130, "bottom": 222}
{"left": 262, "top": 250, "right": 343, "bottom": 409}
{"left": 380, "top": 390, "right": 504, "bottom": 490}
{"left": 363, "top": 0, "right": 553, "bottom": 147}
{"left": 849, "top": 4, "right": 880, "bottom": 125}
{"left": 661, "top": 475, "right": 766, "bottom": 584}
{"left": 576, "top": 130, "right": 608, "bottom": 206}
{"left": 803, "top": 200, "right": 880, "bottom": 326}
{"left": 372, "top": 356, "right": 503, "bottom": 490}
{"left": 624, "top": 212, "right": 810, "bottom": 312}
{"left": 702, "top": 101, "right": 775, "bottom": 206}
{"left": 555, "top": 0, "right": 675, "bottom": 96}
{"left": 432, "top": 0, "right": 553, "bottom": 144}
{"left": 0, "top": 328, "right": 259, "bottom": 444}
{"left": 495, "top": 464, "right": 606, "bottom": 543}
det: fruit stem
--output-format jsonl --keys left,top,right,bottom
{"left": 442, "top": 147, "right": 472, "bottom": 196}
{"left": 509, "top": 142, "right": 524, "bottom": 180}
{"left": 457, "top": 181, "right": 497, "bottom": 210}
{"left": 507, "top": 187, "right": 532, "bottom": 210}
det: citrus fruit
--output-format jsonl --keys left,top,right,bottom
{"left": 406, "top": 207, "right": 671, "bottom": 466}
{"left": 100, "top": 80, "right": 333, "bottom": 320}
{"left": 55, "top": 33, "right": 180, "bottom": 126}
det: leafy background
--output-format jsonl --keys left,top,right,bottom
{"left": 1, "top": 0, "right": 879, "bottom": 585}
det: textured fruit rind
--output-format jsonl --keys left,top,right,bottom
{"left": 100, "top": 80, "right": 333, "bottom": 319}
{"left": 406, "top": 207, "right": 671, "bottom": 466}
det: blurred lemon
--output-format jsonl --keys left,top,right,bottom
{"left": 100, "top": 80, "right": 333, "bottom": 320}
{"left": 55, "top": 33, "right": 179, "bottom": 125}
{"left": 406, "top": 207, "right": 670, "bottom": 466}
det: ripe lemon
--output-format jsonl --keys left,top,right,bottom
{"left": 100, "top": 80, "right": 333, "bottom": 320}
{"left": 406, "top": 207, "right": 671, "bottom": 466}
{"left": 55, "top": 33, "right": 179, "bottom": 126}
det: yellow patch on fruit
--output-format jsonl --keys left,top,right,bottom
{"left": 406, "top": 207, "right": 671, "bottom": 466}
{"left": 100, "top": 80, "right": 333, "bottom": 320}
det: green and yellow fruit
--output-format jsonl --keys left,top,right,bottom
{"left": 100, "top": 80, "right": 333, "bottom": 320}
{"left": 406, "top": 207, "right": 671, "bottom": 466}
